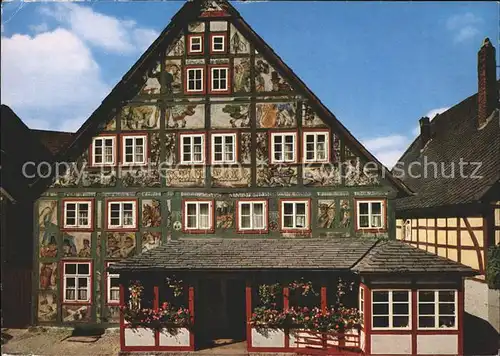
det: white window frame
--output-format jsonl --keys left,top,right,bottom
{"left": 238, "top": 200, "right": 267, "bottom": 231}
{"left": 417, "top": 289, "right": 458, "bottom": 330}
{"left": 371, "top": 289, "right": 411, "bottom": 330}
{"left": 180, "top": 134, "right": 205, "bottom": 164}
{"left": 356, "top": 200, "right": 385, "bottom": 230}
{"left": 211, "top": 133, "right": 236, "bottom": 164}
{"left": 211, "top": 35, "right": 225, "bottom": 52}
{"left": 186, "top": 68, "right": 204, "bottom": 93}
{"left": 63, "top": 262, "right": 91, "bottom": 303}
{"left": 189, "top": 35, "right": 203, "bottom": 53}
{"left": 184, "top": 200, "right": 213, "bottom": 231}
{"left": 359, "top": 286, "right": 365, "bottom": 326}
{"left": 63, "top": 200, "right": 92, "bottom": 229}
{"left": 122, "top": 134, "right": 147, "bottom": 166}
{"left": 106, "top": 262, "right": 120, "bottom": 304}
{"left": 107, "top": 200, "right": 137, "bottom": 230}
{"left": 92, "top": 136, "right": 116, "bottom": 166}
{"left": 210, "top": 67, "right": 229, "bottom": 92}
{"left": 281, "top": 200, "right": 310, "bottom": 230}
{"left": 271, "top": 132, "right": 297, "bottom": 163}
{"left": 303, "top": 131, "right": 329, "bottom": 163}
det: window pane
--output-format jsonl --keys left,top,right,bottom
{"left": 296, "top": 216, "right": 305, "bottom": 228}
{"left": 283, "top": 216, "right": 293, "bottom": 228}
{"left": 111, "top": 290, "right": 120, "bottom": 301}
{"left": 110, "top": 278, "right": 120, "bottom": 288}
{"left": 284, "top": 203, "right": 293, "bottom": 215}
{"left": 241, "top": 204, "right": 251, "bottom": 215}
{"left": 241, "top": 216, "right": 251, "bottom": 228}
{"left": 359, "top": 216, "right": 369, "bottom": 228}
{"left": 65, "top": 264, "right": 77, "bottom": 274}
{"left": 439, "top": 291, "right": 455, "bottom": 302}
{"left": 439, "top": 316, "right": 455, "bottom": 328}
{"left": 372, "top": 215, "right": 382, "bottom": 227}
{"left": 253, "top": 216, "right": 264, "bottom": 229}
{"left": 373, "top": 291, "right": 388, "bottom": 302}
{"left": 373, "top": 303, "right": 389, "bottom": 315}
{"left": 359, "top": 203, "right": 369, "bottom": 214}
{"left": 419, "top": 303, "right": 435, "bottom": 315}
{"left": 296, "top": 203, "right": 306, "bottom": 215}
{"left": 199, "top": 215, "right": 209, "bottom": 229}
{"left": 419, "top": 291, "right": 435, "bottom": 302}
{"left": 66, "top": 289, "right": 76, "bottom": 301}
{"left": 187, "top": 204, "right": 196, "bottom": 215}
{"left": 254, "top": 204, "right": 263, "bottom": 215}
{"left": 199, "top": 203, "right": 209, "bottom": 215}
{"left": 78, "top": 289, "right": 88, "bottom": 301}
{"left": 66, "top": 277, "right": 76, "bottom": 287}
{"left": 393, "top": 316, "right": 409, "bottom": 328}
{"left": 214, "top": 136, "right": 222, "bottom": 144}
{"left": 372, "top": 202, "right": 382, "bottom": 214}
{"left": 439, "top": 303, "right": 455, "bottom": 315}
{"left": 187, "top": 216, "right": 197, "bottom": 228}
{"left": 78, "top": 278, "right": 88, "bottom": 287}
{"left": 78, "top": 264, "right": 89, "bottom": 275}
{"left": 419, "top": 316, "right": 435, "bottom": 328}
{"left": 393, "top": 303, "right": 409, "bottom": 315}
{"left": 393, "top": 291, "right": 409, "bottom": 302}
{"left": 373, "top": 316, "right": 389, "bottom": 328}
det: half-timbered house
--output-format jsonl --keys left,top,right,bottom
{"left": 31, "top": 1, "right": 478, "bottom": 354}
{"left": 394, "top": 38, "right": 500, "bottom": 354}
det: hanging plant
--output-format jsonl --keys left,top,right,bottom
{"left": 128, "top": 280, "right": 144, "bottom": 310}
{"left": 166, "top": 276, "right": 184, "bottom": 297}
{"left": 288, "top": 278, "right": 318, "bottom": 297}
{"left": 258, "top": 283, "right": 282, "bottom": 306}
{"left": 336, "top": 277, "right": 356, "bottom": 307}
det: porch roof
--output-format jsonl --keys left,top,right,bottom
{"left": 108, "top": 238, "right": 477, "bottom": 276}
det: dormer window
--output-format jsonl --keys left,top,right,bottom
{"left": 187, "top": 34, "right": 204, "bottom": 55}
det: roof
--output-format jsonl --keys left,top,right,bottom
{"left": 394, "top": 83, "right": 500, "bottom": 212}
{"left": 107, "top": 238, "right": 476, "bottom": 276}
{"left": 31, "top": 129, "right": 74, "bottom": 155}
{"left": 29, "top": 0, "right": 412, "bottom": 198}
{"left": 351, "top": 240, "right": 475, "bottom": 274}
{"left": 0, "top": 105, "right": 54, "bottom": 202}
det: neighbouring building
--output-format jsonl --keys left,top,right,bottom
{"left": 31, "top": 1, "right": 478, "bottom": 354}
{"left": 394, "top": 38, "right": 500, "bottom": 354}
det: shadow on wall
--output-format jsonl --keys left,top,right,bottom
{"left": 464, "top": 312, "right": 500, "bottom": 355}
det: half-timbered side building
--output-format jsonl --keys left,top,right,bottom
{"left": 395, "top": 38, "right": 500, "bottom": 354}
{"left": 33, "top": 1, "right": 477, "bottom": 354}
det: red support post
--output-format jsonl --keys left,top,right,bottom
{"left": 189, "top": 286, "right": 195, "bottom": 350}
{"left": 411, "top": 289, "right": 418, "bottom": 355}
{"left": 119, "top": 284, "right": 125, "bottom": 351}
{"left": 458, "top": 286, "right": 464, "bottom": 356}
{"left": 246, "top": 284, "right": 252, "bottom": 350}
{"left": 364, "top": 284, "right": 371, "bottom": 355}
{"left": 154, "top": 285, "right": 159, "bottom": 346}
{"left": 320, "top": 286, "right": 327, "bottom": 313}
{"left": 283, "top": 287, "right": 290, "bottom": 310}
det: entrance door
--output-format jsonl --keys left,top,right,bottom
{"left": 195, "top": 277, "right": 246, "bottom": 349}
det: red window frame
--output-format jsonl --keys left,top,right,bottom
{"left": 236, "top": 198, "right": 269, "bottom": 234}
{"left": 268, "top": 130, "right": 299, "bottom": 164}
{"left": 187, "top": 33, "right": 204, "bottom": 55}
{"left": 181, "top": 199, "right": 215, "bottom": 234}
{"left": 354, "top": 198, "right": 388, "bottom": 233}
{"left": 209, "top": 32, "right": 227, "bottom": 54}
{"left": 60, "top": 198, "right": 95, "bottom": 232}
{"left": 105, "top": 198, "right": 139, "bottom": 232}
{"left": 279, "top": 198, "right": 312, "bottom": 233}
{"left": 60, "top": 259, "right": 93, "bottom": 306}
{"left": 184, "top": 65, "right": 206, "bottom": 95}
{"left": 208, "top": 64, "right": 231, "bottom": 94}
{"left": 120, "top": 133, "right": 149, "bottom": 166}
{"left": 105, "top": 261, "right": 120, "bottom": 306}
{"left": 88, "top": 134, "right": 117, "bottom": 168}
{"left": 302, "top": 128, "right": 331, "bottom": 163}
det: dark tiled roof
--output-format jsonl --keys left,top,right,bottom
{"left": 31, "top": 129, "right": 74, "bottom": 155}
{"left": 394, "top": 83, "right": 500, "bottom": 212}
{"left": 108, "top": 238, "right": 476, "bottom": 276}
{"left": 351, "top": 240, "right": 476, "bottom": 275}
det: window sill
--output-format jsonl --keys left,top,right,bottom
{"left": 182, "top": 228, "right": 215, "bottom": 234}
{"left": 61, "top": 227, "right": 94, "bottom": 232}
{"left": 106, "top": 227, "right": 138, "bottom": 232}
{"left": 236, "top": 228, "right": 269, "bottom": 234}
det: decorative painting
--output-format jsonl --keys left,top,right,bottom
{"left": 166, "top": 35, "right": 184, "bottom": 57}
{"left": 210, "top": 21, "right": 228, "bottom": 31}
{"left": 95, "top": 269, "right": 101, "bottom": 323}
{"left": 121, "top": 105, "right": 160, "bottom": 130}
{"left": 62, "top": 232, "right": 92, "bottom": 258}
{"left": 230, "top": 24, "right": 249, "bottom": 54}
{"left": 256, "top": 132, "right": 268, "bottom": 164}
{"left": 332, "top": 133, "right": 341, "bottom": 162}
{"left": 339, "top": 199, "right": 350, "bottom": 228}
{"left": 256, "top": 166, "right": 298, "bottom": 187}
{"left": 150, "top": 132, "right": 161, "bottom": 164}
{"left": 142, "top": 232, "right": 161, "bottom": 252}
{"left": 344, "top": 158, "right": 380, "bottom": 186}
{"left": 318, "top": 200, "right": 336, "bottom": 229}
{"left": 39, "top": 200, "right": 58, "bottom": 229}
{"left": 165, "top": 133, "right": 177, "bottom": 165}
{"left": 96, "top": 232, "right": 102, "bottom": 258}
{"left": 165, "top": 59, "right": 182, "bottom": 94}
{"left": 40, "top": 231, "right": 58, "bottom": 258}
{"left": 216, "top": 201, "right": 234, "bottom": 229}
{"left": 211, "top": 167, "right": 251, "bottom": 188}
{"left": 211, "top": 102, "right": 250, "bottom": 128}
{"left": 104, "top": 306, "right": 121, "bottom": 323}
{"left": 165, "top": 168, "right": 205, "bottom": 187}
{"left": 103, "top": 117, "right": 116, "bottom": 131}
{"left": 256, "top": 102, "right": 296, "bottom": 128}
{"left": 142, "top": 200, "right": 161, "bottom": 227}
{"left": 121, "top": 167, "right": 161, "bottom": 188}
{"left": 255, "top": 57, "right": 292, "bottom": 92}
{"left": 40, "top": 262, "right": 57, "bottom": 290}
{"left": 302, "top": 103, "right": 327, "bottom": 127}
{"left": 165, "top": 103, "right": 204, "bottom": 129}
{"left": 139, "top": 62, "right": 161, "bottom": 95}
{"left": 62, "top": 305, "right": 91, "bottom": 323}
{"left": 106, "top": 232, "right": 136, "bottom": 258}
{"left": 188, "top": 22, "right": 205, "bottom": 33}
{"left": 233, "top": 58, "right": 251, "bottom": 92}
{"left": 303, "top": 166, "right": 341, "bottom": 187}
{"left": 82, "top": 170, "right": 117, "bottom": 188}
{"left": 344, "top": 145, "right": 356, "bottom": 159}
{"left": 241, "top": 133, "right": 252, "bottom": 164}
{"left": 38, "top": 292, "right": 57, "bottom": 322}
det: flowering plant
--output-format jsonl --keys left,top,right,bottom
{"left": 121, "top": 301, "right": 191, "bottom": 330}
{"left": 258, "top": 283, "right": 282, "bottom": 306}
{"left": 288, "top": 279, "right": 318, "bottom": 297}
{"left": 165, "top": 276, "right": 184, "bottom": 297}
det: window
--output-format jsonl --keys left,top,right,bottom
{"left": 356, "top": 200, "right": 385, "bottom": 229}
{"left": 418, "top": 290, "right": 457, "bottom": 329}
{"left": 63, "top": 262, "right": 91, "bottom": 303}
{"left": 106, "top": 263, "right": 120, "bottom": 304}
{"left": 372, "top": 290, "right": 411, "bottom": 329}
{"left": 180, "top": 134, "right": 205, "bottom": 164}
{"left": 210, "top": 67, "right": 229, "bottom": 92}
{"left": 188, "top": 35, "right": 203, "bottom": 54}
{"left": 281, "top": 200, "right": 310, "bottom": 230}
{"left": 186, "top": 67, "right": 204, "bottom": 93}
{"left": 211, "top": 34, "right": 226, "bottom": 53}
{"left": 359, "top": 287, "right": 365, "bottom": 325}
{"left": 92, "top": 136, "right": 116, "bottom": 166}
{"left": 184, "top": 201, "right": 213, "bottom": 231}
{"left": 238, "top": 200, "right": 267, "bottom": 231}
{"left": 107, "top": 200, "right": 137, "bottom": 230}
{"left": 271, "top": 132, "right": 297, "bottom": 163}
{"left": 303, "top": 132, "right": 329, "bottom": 162}
{"left": 122, "top": 135, "right": 147, "bottom": 165}
{"left": 212, "top": 133, "right": 236, "bottom": 163}
{"left": 63, "top": 200, "right": 92, "bottom": 229}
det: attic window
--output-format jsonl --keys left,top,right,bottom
{"left": 92, "top": 136, "right": 116, "bottom": 166}
{"left": 209, "top": 66, "right": 229, "bottom": 93}
{"left": 210, "top": 33, "right": 227, "bottom": 53}
{"left": 188, "top": 34, "right": 204, "bottom": 55}
{"left": 303, "top": 131, "right": 329, "bottom": 162}
{"left": 122, "top": 134, "right": 147, "bottom": 166}
{"left": 356, "top": 199, "right": 386, "bottom": 230}
{"left": 186, "top": 67, "right": 205, "bottom": 93}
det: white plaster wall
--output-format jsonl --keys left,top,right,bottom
{"left": 488, "top": 288, "right": 500, "bottom": 333}
{"left": 159, "top": 328, "right": 190, "bottom": 347}
{"left": 124, "top": 328, "right": 155, "bottom": 346}
{"left": 251, "top": 328, "right": 285, "bottom": 348}
{"left": 465, "top": 279, "right": 489, "bottom": 321}
{"left": 371, "top": 334, "right": 411, "bottom": 354}
{"left": 360, "top": 329, "right": 365, "bottom": 352}
{"left": 417, "top": 334, "right": 458, "bottom": 354}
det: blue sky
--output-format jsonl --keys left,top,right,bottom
{"left": 1, "top": 1, "right": 498, "bottom": 167}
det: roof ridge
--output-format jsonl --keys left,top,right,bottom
{"left": 349, "top": 238, "right": 381, "bottom": 269}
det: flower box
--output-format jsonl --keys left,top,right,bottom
{"left": 251, "top": 328, "right": 285, "bottom": 348}
{"left": 289, "top": 328, "right": 360, "bottom": 349}
{"left": 159, "top": 327, "right": 190, "bottom": 347}
{"left": 124, "top": 327, "right": 155, "bottom": 347}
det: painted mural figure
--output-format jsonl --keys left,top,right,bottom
{"left": 165, "top": 62, "right": 182, "bottom": 93}
{"left": 40, "top": 234, "right": 58, "bottom": 258}
{"left": 142, "top": 232, "right": 161, "bottom": 252}
{"left": 40, "top": 263, "right": 56, "bottom": 290}
{"left": 38, "top": 293, "right": 57, "bottom": 322}
{"left": 216, "top": 201, "right": 234, "bottom": 228}
{"left": 233, "top": 58, "right": 251, "bottom": 91}
{"left": 122, "top": 106, "right": 160, "bottom": 130}
{"left": 318, "top": 201, "right": 336, "bottom": 229}
{"left": 78, "top": 239, "right": 91, "bottom": 258}
{"left": 107, "top": 233, "right": 136, "bottom": 258}
{"left": 257, "top": 103, "right": 295, "bottom": 128}
{"left": 230, "top": 31, "right": 248, "bottom": 54}
{"left": 222, "top": 104, "right": 250, "bottom": 127}
{"left": 63, "top": 235, "right": 78, "bottom": 257}
{"left": 339, "top": 200, "right": 350, "bottom": 228}
{"left": 255, "top": 59, "right": 270, "bottom": 92}
{"left": 141, "top": 65, "right": 161, "bottom": 95}
{"left": 143, "top": 200, "right": 162, "bottom": 227}
{"left": 271, "top": 72, "right": 292, "bottom": 92}
{"left": 166, "top": 105, "right": 197, "bottom": 128}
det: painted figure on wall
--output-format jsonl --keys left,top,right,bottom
{"left": 256, "top": 133, "right": 268, "bottom": 164}
{"left": 257, "top": 166, "right": 298, "bottom": 187}
{"left": 241, "top": 133, "right": 252, "bottom": 164}
{"left": 77, "top": 239, "right": 91, "bottom": 258}
{"left": 40, "top": 263, "right": 57, "bottom": 290}
{"left": 122, "top": 106, "right": 160, "bottom": 130}
{"left": 107, "top": 233, "right": 136, "bottom": 258}
{"left": 165, "top": 60, "right": 182, "bottom": 93}
{"left": 38, "top": 292, "right": 57, "bottom": 322}
{"left": 165, "top": 133, "right": 176, "bottom": 165}
{"left": 303, "top": 104, "right": 326, "bottom": 127}
{"left": 339, "top": 200, "right": 350, "bottom": 228}
{"left": 142, "top": 200, "right": 161, "bottom": 227}
{"left": 212, "top": 167, "right": 252, "bottom": 188}
{"left": 39, "top": 200, "right": 57, "bottom": 232}
{"left": 62, "top": 305, "right": 90, "bottom": 322}
{"left": 318, "top": 201, "right": 336, "bottom": 229}
{"left": 257, "top": 103, "right": 295, "bottom": 128}
{"left": 166, "top": 104, "right": 201, "bottom": 129}
{"left": 167, "top": 35, "right": 184, "bottom": 56}
{"left": 62, "top": 234, "right": 78, "bottom": 257}
{"left": 40, "top": 233, "right": 58, "bottom": 258}
{"left": 233, "top": 58, "right": 251, "bottom": 92}
{"left": 142, "top": 232, "right": 161, "bottom": 252}
{"left": 230, "top": 27, "right": 249, "bottom": 54}
{"left": 140, "top": 63, "right": 161, "bottom": 95}
{"left": 255, "top": 58, "right": 292, "bottom": 92}
{"left": 216, "top": 201, "right": 234, "bottom": 228}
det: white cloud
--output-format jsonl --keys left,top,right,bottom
{"left": 40, "top": 3, "right": 159, "bottom": 54}
{"left": 361, "top": 135, "right": 409, "bottom": 169}
{"left": 412, "top": 107, "right": 450, "bottom": 136}
{"left": 446, "top": 13, "right": 483, "bottom": 43}
{"left": 29, "top": 23, "right": 49, "bottom": 34}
